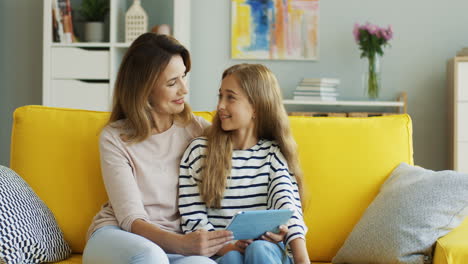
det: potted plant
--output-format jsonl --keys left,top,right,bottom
{"left": 80, "top": 0, "right": 109, "bottom": 42}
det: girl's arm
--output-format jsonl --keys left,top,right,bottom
{"left": 178, "top": 138, "right": 217, "bottom": 233}
{"left": 289, "top": 238, "right": 310, "bottom": 264}
{"left": 268, "top": 147, "right": 308, "bottom": 252}
{"left": 131, "top": 219, "right": 232, "bottom": 256}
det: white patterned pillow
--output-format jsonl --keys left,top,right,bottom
{"left": 0, "top": 166, "right": 71, "bottom": 263}
{"left": 332, "top": 163, "right": 468, "bottom": 264}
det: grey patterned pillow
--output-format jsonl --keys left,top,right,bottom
{"left": 332, "top": 163, "right": 468, "bottom": 264}
{"left": 0, "top": 166, "right": 71, "bottom": 263}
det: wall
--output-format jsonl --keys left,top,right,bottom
{"left": 1, "top": 0, "right": 467, "bottom": 170}
{"left": 189, "top": 0, "right": 468, "bottom": 170}
{"left": 0, "top": 0, "right": 43, "bottom": 166}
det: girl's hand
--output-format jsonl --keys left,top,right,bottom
{"left": 260, "top": 225, "right": 288, "bottom": 243}
{"left": 234, "top": 239, "right": 253, "bottom": 253}
{"left": 180, "top": 229, "right": 234, "bottom": 256}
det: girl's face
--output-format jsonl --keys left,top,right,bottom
{"left": 150, "top": 55, "right": 188, "bottom": 115}
{"left": 217, "top": 74, "right": 255, "bottom": 132}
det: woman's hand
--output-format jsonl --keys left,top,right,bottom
{"left": 260, "top": 225, "right": 288, "bottom": 243}
{"left": 179, "top": 229, "right": 234, "bottom": 257}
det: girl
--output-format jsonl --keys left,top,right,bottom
{"left": 82, "top": 33, "right": 234, "bottom": 264}
{"left": 179, "top": 64, "right": 309, "bottom": 264}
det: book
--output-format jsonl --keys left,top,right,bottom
{"left": 293, "top": 91, "right": 339, "bottom": 97}
{"left": 293, "top": 95, "right": 337, "bottom": 101}
{"left": 295, "top": 86, "right": 338, "bottom": 92}
{"left": 52, "top": 0, "right": 64, "bottom": 42}
{"left": 56, "top": 0, "right": 76, "bottom": 43}
{"left": 300, "top": 78, "right": 340, "bottom": 85}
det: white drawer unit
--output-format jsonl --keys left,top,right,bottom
{"left": 457, "top": 102, "right": 468, "bottom": 142}
{"left": 448, "top": 57, "right": 468, "bottom": 171}
{"left": 457, "top": 141, "right": 468, "bottom": 173}
{"left": 51, "top": 48, "right": 110, "bottom": 79}
{"left": 457, "top": 62, "right": 468, "bottom": 101}
{"left": 50, "top": 80, "right": 110, "bottom": 111}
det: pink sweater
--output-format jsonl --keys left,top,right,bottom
{"left": 87, "top": 115, "right": 210, "bottom": 239}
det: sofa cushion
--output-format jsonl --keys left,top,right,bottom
{"left": 332, "top": 163, "right": 468, "bottom": 264}
{"left": 0, "top": 166, "right": 71, "bottom": 263}
{"left": 290, "top": 114, "right": 413, "bottom": 261}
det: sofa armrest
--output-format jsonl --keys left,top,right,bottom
{"left": 433, "top": 218, "right": 468, "bottom": 264}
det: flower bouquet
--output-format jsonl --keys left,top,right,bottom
{"left": 353, "top": 23, "right": 393, "bottom": 98}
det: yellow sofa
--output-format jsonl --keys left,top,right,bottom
{"left": 9, "top": 105, "right": 468, "bottom": 263}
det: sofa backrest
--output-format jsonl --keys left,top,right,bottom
{"left": 10, "top": 105, "right": 413, "bottom": 261}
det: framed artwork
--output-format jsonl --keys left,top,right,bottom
{"left": 231, "top": 0, "right": 319, "bottom": 61}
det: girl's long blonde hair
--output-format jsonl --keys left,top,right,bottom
{"left": 200, "top": 64, "right": 304, "bottom": 208}
{"left": 109, "top": 33, "right": 192, "bottom": 142}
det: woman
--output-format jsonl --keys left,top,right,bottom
{"left": 179, "top": 64, "right": 309, "bottom": 264}
{"left": 82, "top": 33, "right": 234, "bottom": 264}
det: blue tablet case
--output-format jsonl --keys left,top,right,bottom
{"left": 225, "top": 209, "right": 294, "bottom": 240}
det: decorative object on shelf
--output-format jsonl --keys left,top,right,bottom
{"left": 151, "top": 24, "right": 171, "bottom": 35}
{"left": 80, "top": 0, "right": 109, "bottom": 42}
{"left": 125, "top": 0, "right": 148, "bottom": 43}
{"left": 353, "top": 22, "right": 393, "bottom": 99}
{"left": 231, "top": 0, "right": 319, "bottom": 61}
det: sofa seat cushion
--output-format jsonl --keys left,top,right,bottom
{"left": 434, "top": 219, "right": 468, "bottom": 264}
{"left": 289, "top": 114, "right": 413, "bottom": 262}
{"left": 53, "top": 254, "right": 82, "bottom": 263}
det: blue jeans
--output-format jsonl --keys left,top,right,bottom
{"left": 215, "top": 240, "right": 292, "bottom": 264}
{"left": 83, "top": 225, "right": 216, "bottom": 264}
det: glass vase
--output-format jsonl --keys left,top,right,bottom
{"left": 362, "top": 55, "right": 381, "bottom": 99}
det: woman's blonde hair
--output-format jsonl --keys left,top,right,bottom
{"left": 200, "top": 64, "right": 304, "bottom": 208}
{"left": 109, "top": 33, "right": 193, "bottom": 142}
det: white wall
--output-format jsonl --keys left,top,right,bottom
{"left": 188, "top": 0, "right": 468, "bottom": 170}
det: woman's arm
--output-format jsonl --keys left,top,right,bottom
{"left": 131, "top": 219, "right": 233, "bottom": 256}
{"left": 99, "top": 130, "right": 151, "bottom": 231}
{"left": 289, "top": 238, "right": 310, "bottom": 264}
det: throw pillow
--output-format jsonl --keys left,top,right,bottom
{"left": 0, "top": 166, "right": 71, "bottom": 263}
{"left": 332, "top": 162, "right": 468, "bottom": 264}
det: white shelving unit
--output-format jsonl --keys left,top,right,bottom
{"left": 284, "top": 92, "right": 408, "bottom": 113}
{"left": 447, "top": 57, "right": 468, "bottom": 173}
{"left": 43, "top": 0, "right": 190, "bottom": 111}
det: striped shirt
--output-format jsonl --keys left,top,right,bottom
{"left": 178, "top": 137, "right": 307, "bottom": 245}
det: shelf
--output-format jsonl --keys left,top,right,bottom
{"left": 51, "top": 43, "right": 111, "bottom": 48}
{"left": 283, "top": 99, "right": 404, "bottom": 107}
{"left": 51, "top": 42, "right": 131, "bottom": 48}
{"left": 113, "top": 42, "right": 131, "bottom": 48}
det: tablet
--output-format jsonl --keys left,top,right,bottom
{"left": 225, "top": 209, "right": 294, "bottom": 240}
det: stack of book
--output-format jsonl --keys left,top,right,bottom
{"left": 293, "top": 78, "right": 340, "bottom": 101}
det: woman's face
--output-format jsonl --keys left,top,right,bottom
{"left": 150, "top": 55, "right": 188, "bottom": 115}
{"left": 217, "top": 74, "right": 255, "bottom": 132}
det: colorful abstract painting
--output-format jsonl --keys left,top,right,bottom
{"left": 231, "top": 0, "right": 319, "bottom": 60}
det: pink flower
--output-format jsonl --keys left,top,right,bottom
{"left": 353, "top": 23, "right": 360, "bottom": 42}
{"left": 366, "top": 24, "right": 378, "bottom": 35}
{"left": 353, "top": 22, "right": 393, "bottom": 58}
